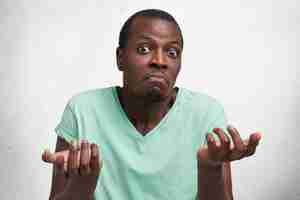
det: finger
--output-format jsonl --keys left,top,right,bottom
{"left": 250, "top": 132, "right": 261, "bottom": 145}
{"left": 227, "top": 125, "right": 246, "bottom": 154}
{"left": 206, "top": 133, "right": 219, "bottom": 156}
{"left": 42, "top": 149, "right": 69, "bottom": 174}
{"left": 67, "top": 140, "right": 80, "bottom": 177}
{"left": 213, "top": 128, "right": 231, "bottom": 152}
{"left": 90, "top": 143, "right": 101, "bottom": 174}
{"left": 42, "top": 149, "right": 55, "bottom": 163}
{"left": 79, "top": 140, "right": 91, "bottom": 176}
{"left": 53, "top": 155, "right": 65, "bottom": 175}
{"left": 243, "top": 133, "right": 262, "bottom": 157}
{"left": 42, "top": 149, "right": 70, "bottom": 164}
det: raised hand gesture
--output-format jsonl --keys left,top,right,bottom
{"left": 42, "top": 140, "right": 102, "bottom": 200}
{"left": 197, "top": 125, "right": 261, "bottom": 168}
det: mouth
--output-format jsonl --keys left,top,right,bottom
{"left": 145, "top": 78, "right": 169, "bottom": 93}
{"left": 145, "top": 73, "right": 168, "bottom": 83}
{"left": 148, "top": 76, "right": 165, "bottom": 82}
{"left": 145, "top": 73, "right": 168, "bottom": 85}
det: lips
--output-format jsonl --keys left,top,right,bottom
{"left": 145, "top": 75, "right": 169, "bottom": 90}
{"left": 145, "top": 73, "right": 167, "bottom": 82}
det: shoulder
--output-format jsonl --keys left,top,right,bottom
{"left": 179, "top": 87, "right": 224, "bottom": 113}
{"left": 67, "top": 86, "right": 115, "bottom": 111}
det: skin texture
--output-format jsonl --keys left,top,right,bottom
{"left": 42, "top": 139, "right": 101, "bottom": 200}
{"left": 197, "top": 126, "right": 261, "bottom": 200}
{"left": 42, "top": 16, "right": 262, "bottom": 200}
{"left": 116, "top": 16, "right": 183, "bottom": 134}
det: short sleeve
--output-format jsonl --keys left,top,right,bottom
{"left": 208, "top": 104, "right": 228, "bottom": 132}
{"left": 204, "top": 102, "right": 229, "bottom": 144}
{"left": 54, "top": 102, "right": 79, "bottom": 142}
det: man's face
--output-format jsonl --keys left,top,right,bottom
{"left": 117, "top": 16, "right": 182, "bottom": 102}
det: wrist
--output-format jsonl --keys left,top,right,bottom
{"left": 197, "top": 162, "right": 225, "bottom": 200}
{"left": 198, "top": 159, "right": 223, "bottom": 171}
{"left": 197, "top": 148, "right": 223, "bottom": 169}
{"left": 60, "top": 189, "right": 93, "bottom": 200}
{"left": 198, "top": 161, "right": 224, "bottom": 184}
{"left": 52, "top": 191, "right": 72, "bottom": 200}
{"left": 198, "top": 164, "right": 223, "bottom": 180}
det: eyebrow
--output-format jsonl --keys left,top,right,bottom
{"left": 136, "top": 35, "right": 153, "bottom": 40}
{"left": 135, "top": 35, "right": 182, "bottom": 47}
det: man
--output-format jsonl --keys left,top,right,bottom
{"left": 42, "top": 9, "right": 261, "bottom": 200}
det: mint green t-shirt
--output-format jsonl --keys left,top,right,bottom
{"left": 55, "top": 86, "right": 227, "bottom": 200}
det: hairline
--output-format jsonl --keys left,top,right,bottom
{"left": 118, "top": 11, "right": 184, "bottom": 49}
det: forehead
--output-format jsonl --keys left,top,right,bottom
{"left": 127, "top": 16, "right": 182, "bottom": 44}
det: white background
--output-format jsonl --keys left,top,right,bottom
{"left": 0, "top": 0, "right": 299, "bottom": 199}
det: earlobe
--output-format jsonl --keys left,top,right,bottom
{"left": 116, "top": 47, "right": 124, "bottom": 71}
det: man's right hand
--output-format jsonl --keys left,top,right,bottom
{"left": 42, "top": 140, "right": 102, "bottom": 200}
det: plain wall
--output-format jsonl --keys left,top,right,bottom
{"left": 0, "top": 0, "right": 299, "bottom": 199}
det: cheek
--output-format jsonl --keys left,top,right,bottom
{"left": 127, "top": 52, "right": 150, "bottom": 66}
{"left": 127, "top": 56, "right": 150, "bottom": 77}
{"left": 124, "top": 59, "right": 148, "bottom": 82}
{"left": 169, "top": 63, "right": 181, "bottom": 80}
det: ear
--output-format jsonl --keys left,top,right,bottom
{"left": 116, "top": 47, "right": 124, "bottom": 71}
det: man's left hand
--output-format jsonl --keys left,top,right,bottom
{"left": 197, "top": 125, "right": 262, "bottom": 168}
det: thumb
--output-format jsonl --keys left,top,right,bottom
{"left": 42, "top": 149, "right": 69, "bottom": 164}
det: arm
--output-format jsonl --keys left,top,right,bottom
{"left": 43, "top": 137, "right": 101, "bottom": 200}
{"left": 223, "top": 162, "right": 233, "bottom": 200}
{"left": 48, "top": 136, "right": 78, "bottom": 200}
{"left": 48, "top": 137, "right": 68, "bottom": 200}
{"left": 196, "top": 126, "right": 261, "bottom": 200}
{"left": 197, "top": 162, "right": 233, "bottom": 200}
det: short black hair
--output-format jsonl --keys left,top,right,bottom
{"left": 118, "top": 9, "right": 184, "bottom": 49}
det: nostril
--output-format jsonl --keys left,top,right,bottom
{"left": 150, "top": 63, "right": 159, "bottom": 68}
{"left": 162, "top": 65, "right": 167, "bottom": 69}
{"left": 150, "top": 63, "right": 167, "bottom": 70}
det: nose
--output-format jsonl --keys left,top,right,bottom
{"left": 150, "top": 49, "right": 167, "bottom": 69}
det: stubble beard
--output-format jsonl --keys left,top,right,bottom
{"left": 145, "top": 86, "right": 164, "bottom": 103}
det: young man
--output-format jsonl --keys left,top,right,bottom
{"left": 42, "top": 9, "right": 261, "bottom": 200}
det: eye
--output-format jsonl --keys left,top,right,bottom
{"left": 167, "top": 48, "right": 179, "bottom": 58}
{"left": 137, "top": 46, "right": 151, "bottom": 54}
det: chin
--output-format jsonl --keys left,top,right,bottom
{"left": 145, "top": 86, "right": 168, "bottom": 102}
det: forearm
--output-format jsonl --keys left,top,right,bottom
{"left": 197, "top": 163, "right": 232, "bottom": 200}
{"left": 51, "top": 190, "right": 93, "bottom": 200}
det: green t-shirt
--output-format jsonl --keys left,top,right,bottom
{"left": 55, "top": 86, "right": 227, "bottom": 200}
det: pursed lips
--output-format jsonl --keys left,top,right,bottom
{"left": 146, "top": 73, "right": 166, "bottom": 80}
{"left": 145, "top": 73, "right": 170, "bottom": 84}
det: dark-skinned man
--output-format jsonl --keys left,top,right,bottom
{"left": 42, "top": 9, "right": 261, "bottom": 200}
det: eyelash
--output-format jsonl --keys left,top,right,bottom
{"left": 167, "top": 49, "right": 179, "bottom": 58}
{"left": 137, "top": 46, "right": 150, "bottom": 54}
{"left": 136, "top": 46, "right": 180, "bottom": 58}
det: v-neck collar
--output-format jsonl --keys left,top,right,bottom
{"left": 111, "top": 86, "right": 182, "bottom": 140}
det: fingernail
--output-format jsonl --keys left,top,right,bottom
{"left": 81, "top": 139, "right": 87, "bottom": 147}
{"left": 44, "top": 149, "right": 50, "bottom": 155}
{"left": 255, "top": 133, "right": 262, "bottom": 140}
{"left": 224, "top": 135, "right": 229, "bottom": 142}
{"left": 206, "top": 133, "right": 213, "bottom": 143}
{"left": 82, "top": 139, "right": 88, "bottom": 144}
{"left": 71, "top": 140, "right": 76, "bottom": 150}
{"left": 213, "top": 128, "right": 220, "bottom": 132}
{"left": 75, "top": 141, "right": 79, "bottom": 150}
{"left": 78, "top": 141, "right": 82, "bottom": 150}
{"left": 227, "top": 125, "right": 235, "bottom": 130}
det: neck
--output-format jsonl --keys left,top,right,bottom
{"left": 117, "top": 86, "right": 177, "bottom": 135}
